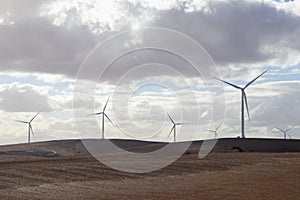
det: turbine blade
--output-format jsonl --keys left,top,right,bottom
{"left": 15, "top": 120, "right": 28, "bottom": 124}
{"left": 216, "top": 123, "right": 222, "bottom": 131}
{"left": 176, "top": 123, "right": 186, "bottom": 125}
{"left": 167, "top": 113, "right": 175, "bottom": 124}
{"left": 104, "top": 113, "right": 114, "bottom": 125}
{"left": 275, "top": 127, "right": 284, "bottom": 133}
{"left": 243, "top": 91, "right": 250, "bottom": 121}
{"left": 30, "top": 112, "right": 40, "bottom": 122}
{"left": 103, "top": 96, "right": 110, "bottom": 112}
{"left": 287, "top": 134, "right": 292, "bottom": 139}
{"left": 168, "top": 126, "right": 175, "bottom": 137}
{"left": 30, "top": 124, "right": 34, "bottom": 137}
{"left": 88, "top": 112, "right": 103, "bottom": 116}
{"left": 286, "top": 126, "right": 294, "bottom": 132}
{"left": 206, "top": 130, "right": 215, "bottom": 133}
{"left": 244, "top": 69, "right": 268, "bottom": 89}
{"left": 215, "top": 78, "right": 242, "bottom": 89}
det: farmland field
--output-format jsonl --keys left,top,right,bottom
{"left": 0, "top": 140, "right": 299, "bottom": 199}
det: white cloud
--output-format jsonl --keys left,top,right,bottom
{"left": 0, "top": 83, "right": 53, "bottom": 112}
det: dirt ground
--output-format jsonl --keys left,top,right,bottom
{"left": 0, "top": 152, "right": 299, "bottom": 200}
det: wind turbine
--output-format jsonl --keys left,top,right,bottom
{"left": 167, "top": 113, "right": 184, "bottom": 143}
{"left": 206, "top": 123, "right": 222, "bottom": 139}
{"left": 89, "top": 97, "right": 113, "bottom": 139}
{"left": 15, "top": 112, "right": 40, "bottom": 144}
{"left": 274, "top": 127, "right": 294, "bottom": 140}
{"left": 216, "top": 70, "right": 268, "bottom": 138}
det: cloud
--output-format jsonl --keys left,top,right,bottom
{"left": 0, "top": 83, "right": 53, "bottom": 112}
{"left": 0, "top": 0, "right": 299, "bottom": 81}
{"left": 0, "top": 0, "right": 95, "bottom": 78}
{"left": 150, "top": 1, "right": 300, "bottom": 70}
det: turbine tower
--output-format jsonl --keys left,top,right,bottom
{"left": 167, "top": 113, "right": 184, "bottom": 143}
{"left": 90, "top": 97, "right": 113, "bottom": 139}
{"left": 206, "top": 123, "right": 222, "bottom": 139}
{"left": 216, "top": 70, "right": 268, "bottom": 138}
{"left": 274, "top": 127, "right": 294, "bottom": 140}
{"left": 15, "top": 112, "right": 40, "bottom": 144}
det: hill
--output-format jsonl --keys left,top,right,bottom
{"left": 0, "top": 138, "right": 300, "bottom": 162}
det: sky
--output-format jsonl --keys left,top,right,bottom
{"left": 0, "top": 0, "right": 300, "bottom": 145}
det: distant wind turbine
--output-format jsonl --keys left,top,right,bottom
{"left": 274, "top": 127, "right": 294, "bottom": 140}
{"left": 167, "top": 113, "right": 185, "bottom": 143}
{"left": 89, "top": 97, "right": 113, "bottom": 139}
{"left": 216, "top": 70, "right": 268, "bottom": 138}
{"left": 15, "top": 112, "right": 40, "bottom": 144}
{"left": 206, "top": 123, "right": 222, "bottom": 139}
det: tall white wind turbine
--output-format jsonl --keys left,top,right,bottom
{"left": 15, "top": 112, "right": 40, "bottom": 144}
{"left": 167, "top": 113, "right": 185, "bottom": 143}
{"left": 216, "top": 70, "right": 268, "bottom": 138}
{"left": 274, "top": 127, "right": 294, "bottom": 140}
{"left": 89, "top": 97, "right": 113, "bottom": 139}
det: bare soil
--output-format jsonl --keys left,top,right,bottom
{"left": 0, "top": 151, "right": 299, "bottom": 200}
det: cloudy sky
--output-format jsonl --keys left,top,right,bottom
{"left": 0, "top": 0, "right": 299, "bottom": 145}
